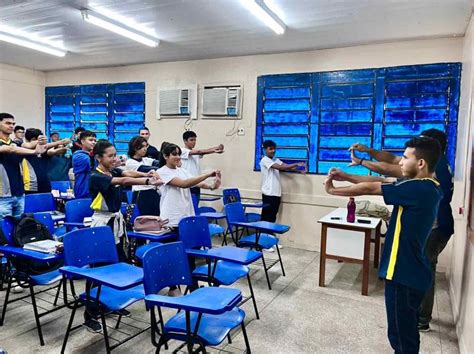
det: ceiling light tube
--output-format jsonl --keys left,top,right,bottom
{"left": 81, "top": 9, "right": 159, "bottom": 47}
{"left": 0, "top": 32, "right": 66, "bottom": 57}
{"left": 241, "top": 0, "right": 286, "bottom": 35}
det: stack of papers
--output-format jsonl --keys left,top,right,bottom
{"left": 23, "top": 240, "right": 63, "bottom": 254}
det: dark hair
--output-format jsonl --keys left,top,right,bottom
{"left": 50, "top": 132, "right": 59, "bottom": 137}
{"left": 25, "top": 128, "right": 43, "bottom": 142}
{"left": 263, "top": 140, "right": 276, "bottom": 149}
{"left": 183, "top": 131, "right": 197, "bottom": 141}
{"left": 93, "top": 139, "right": 114, "bottom": 157}
{"left": 0, "top": 113, "right": 14, "bottom": 121}
{"left": 74, "top": 127, "right": 86, "bottom": 135}
{"left": 420, "top": 129, "right": 447, "bottom": 153}
{"left": 14, "top": 125, "right": 25, "bottom": 132}
{"left": 128, "top": 136, "right": 148, "bottom": 157}
{"left": 139, "top": 126, "right": 150, "bottom": 133}
{"left": 404, "top": 137, "right": 441, "bottom": 173}
{"left": 79, "top": 130, "right": 96, "bottom": 142}
{"left": 159, "top": 143, "right": 181, "bottom": 167}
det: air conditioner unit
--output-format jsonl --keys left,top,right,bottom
{"left": 159, "top": 89, "right": 190, "bottom": 116}
{"left": 202, "top": 86, "right": 241, "bottom": 117}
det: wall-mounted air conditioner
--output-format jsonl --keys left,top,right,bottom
{"left": 202, "top": 85, "right": 242, "bottom": 118}
{"left": 157, "top": 85, "right": 197, "bottom": 119}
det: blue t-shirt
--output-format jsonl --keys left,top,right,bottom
{"left": 380, "top": 178, "right": 443, "bottom": 291}
{"left": 72, "top": 150, "right": 94, "bottom": 199}
{"left": 434, "top": 155, "right": 454, "bottom": 237}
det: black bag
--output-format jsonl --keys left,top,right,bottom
{"left": 10, "top": 216, "right": 63, "bottom": 275}
{"left": 13, "top": 216, "right": 52, "bottom": 247}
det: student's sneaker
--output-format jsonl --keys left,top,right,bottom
{"left": 263, "top": 246, "right": 275, "bottom": 253}
{"left": 167, "top": 288, "right": 182, "bottom": 297}
{"left": 277, "top": 244, "right": 283, "bottom": 249}
{"left": 83, "top": 319, "right": 102, "bottom": 333}
{"left": 11, "top": 283, "right": 24, "bottom": 294}
{"left": 418, "top": 323, "right": 430, "bottom": 332}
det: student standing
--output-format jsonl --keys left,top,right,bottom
{"left": 139, "top": 127, "right": 160, "bottom": 160}
{"left": 259, "top": 139, "right": 305, "bottom": 224}
{"left": 72, "top": 130, "right": 96, "bottom": 198}
{"left": 349, "top": 128, "right": 454, "bottom": 332}
{"left": 22, "top": 128, "right": 70, "bottom": 193}
{"left": 0, "top": 113, "right": 46, "bottom": 221}
{"left": 158, "top": 143, "right": 221, "bottom": 228}
{"left": 180, "top": 130, "right": 224, "bottom": 198}
{"left": 125, "top": 136, "right": 161, "bottom": 216}
{"left": 12, "top": 125, "right": 25, "bottom": 146}
{"left": 325, "top": 137, "right": 443, "bottom": 353}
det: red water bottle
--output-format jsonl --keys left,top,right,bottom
{"left": 347, "top": 197, "right": 356, "bottom": 223}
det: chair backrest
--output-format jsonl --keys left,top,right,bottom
{"left": 191, "top": 194, "right": 200, "bottom": 215}
{"left": 65, "top": 198, "right": 93, "bottom": 223}
{"left": 178, "top": 216, "right": 212, "bottom": 249}
{"left": 223, "top": 188, "right": 241, "bottom": 205}
{"left": 33, "top": 212, "right": 56, "bottom": 234}
{"left": 126, "top": 190, "right": 133, "bottom": 204}
{"left": 1, "top": 217, "right": 16, "bottom": 245}
{"left": 50, "top": 181, "right": 71, "bottom": 193}
{"left": 24, "top": 193, "right": 56, "bottom": 213}
{"left": 62, "top": 226, "right": 118, "bottom": 267}
{"left": 224, "top": 202, "right": 246, "bottom": 233}
{"left": 142, "top": 242, "right": 193, "bottom": 295}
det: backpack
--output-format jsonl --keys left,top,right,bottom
{"left": 10, "top": 216, "right": 63, "bottom": 275}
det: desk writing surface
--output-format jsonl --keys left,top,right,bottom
{"left": 318, "top": 208, "right": 381, "bottom": 230}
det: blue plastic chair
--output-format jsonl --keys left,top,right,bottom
{"left": 64, "top": 198, "right": 93, "bottom": 229}
{"left": 223, "top": 188, "right": 261, "bottom": 222}
{"left": 50, "top": 180, "right": 71, "bottom": 193}
{"left": 24, "top": 193, "right": 56, "bottom": 213}
{"left": 225, "top": 202, "right": 284, "bottom": 290}
{"left": 60, "top": 227, "right": 146, "bottom": 353}
{"left": 0, "top": 217, "right": 64, "bottom": 346}
{"left": 179, "top": 216, "right": 259, "bottom": 319}
{"left": 191, "top": 194, "right": 225, "bottom": 237}
{"left": 142, "top": 242, "right": 251, "bottom": 353}
{"left": 33, "top": 212, "right": 68, "bottom": 239}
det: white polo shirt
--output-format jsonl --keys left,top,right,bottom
{"left": 260, "top": 156, "right": 283, "bottom": 197}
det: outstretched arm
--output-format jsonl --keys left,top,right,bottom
{"left": 349, "top": 142, "right": 401, "bottom": 164}
{"left": 168, "top": 170, "right": 220, "bottom": 189}
{"left": 329, "top": 168, "right": 388, "bottom": 184}
{"left": 188, "top": 144, "right": 224, "bottom": 156}
{"left": 324, "top": 175, "right": 382, "bottom": 196}
{"left": 349, "top": 151, "right": 403, "bottom": 178}
{"left": 271, "top": 161, "right": 306, "bottom": 174}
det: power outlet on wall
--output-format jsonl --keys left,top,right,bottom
{"left": 237, "top": 127, "right": 245, "bottom": 136}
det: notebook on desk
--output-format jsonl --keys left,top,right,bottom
{"left": 23, "top": 240, "right": 63, "bottom": 254}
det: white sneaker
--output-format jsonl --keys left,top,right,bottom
{"left": 12, "top": 285, "right": 24, "bottom": 294}
{"left": 277, "top": 244, "right": 283, "bottom": 249}
{"left": 263, "top": 246, "right": 275, "bottom": 253}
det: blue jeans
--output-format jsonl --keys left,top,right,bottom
{"left": 0, "top": 196, "right": 25, "bottom": 222}
{"left": 385, "top": 280, "right": 426, "bottom": 353}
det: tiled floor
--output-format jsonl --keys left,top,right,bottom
{"left": 0, "top": 246, "right": 459, "bottom": 353}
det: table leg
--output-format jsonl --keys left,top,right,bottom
{"left": 362, "top": 230, "right": 371, "bottom": 296}
{"left": 319, "top": 224, "right": 327, "bottom": 288}
{"left": 374, "top": 222, "right": 381, "bottom": 269}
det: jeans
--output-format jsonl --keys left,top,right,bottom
{"left": 418, "top": 228, "right": 450, "bottom": 326}
{"left": 0, "top": 196, "right": 25, "bottom": 222}
{"left": 261, "top": 194, "right": 281, "bottom": 223}
{"left": 385, "top": 280, "right": 426, "bottom": 353}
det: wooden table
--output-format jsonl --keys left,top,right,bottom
{"left": 318, "top": 208, "right": 382, "bottom": 296}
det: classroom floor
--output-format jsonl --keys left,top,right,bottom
{"left": 0, "top": 245, "right": 459, "bottom": 353}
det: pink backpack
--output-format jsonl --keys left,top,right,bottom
{"left": 133, "top": 216, "right": 169, "bottom": 234}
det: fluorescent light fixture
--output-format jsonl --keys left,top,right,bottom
{"left": 0, "top": 31, "right": 66, "bottom": 57}
{"left": 240, "top": 0, "right": 286, "bottom": 35}
{"left": 81, "top": 9, "right": 159, "bottom": 47}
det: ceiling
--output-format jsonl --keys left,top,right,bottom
{"left": 0, "top": 0, "right": 471, "bottom": 72}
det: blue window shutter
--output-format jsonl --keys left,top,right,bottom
{"left": 255, "top": 63, "right": 461, "bottom": 175}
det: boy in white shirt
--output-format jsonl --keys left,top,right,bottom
{"left": 181, "top": 130, "right": 224, "bottom": 198}
{"left": 260, "top": 140, "right": 306, "bottom": 226}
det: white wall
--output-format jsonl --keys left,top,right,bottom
{"left": 0, "top": 63, "right": 45, "bottom": 130}
{"left": 45, "top": 37, "right": 464, "bottom": 254}
{"left": 447, "top": 13, "right": 474, "bottom": 354}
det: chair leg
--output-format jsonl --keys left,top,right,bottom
{"left": 260, "top": 253, "right": 272, "bottom": 290}
{"left": 227, "top": 333, "right": 232, "bottom": 344}
{"left": 61, "top": 299, "right": 78, "bottom": 354}
{"left": 246, "top": 274, "right": 259, "bottom": 319}
{"left": 53, "top": 280, "right": 62, "bottom": 306}
{"left": 99, "top": 307, "right": 111, "bottom": 353}
{"left": 0, "top": 275, "right": 12, "bottom": 325}
{"left": 115, "top": 314, "right": 122, "bottom": 329}
{"left": 275, "top": 245, "right": 286, "bottom": 277}
{"left": 241, "top": 321, "right": 251, "bottom": 354}
{"left": 29, "top": 284, "right": 45, "bottom": 346}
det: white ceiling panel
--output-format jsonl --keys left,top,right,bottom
{"left": 0, "top": 0, "right": 471, "bottom": 71}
